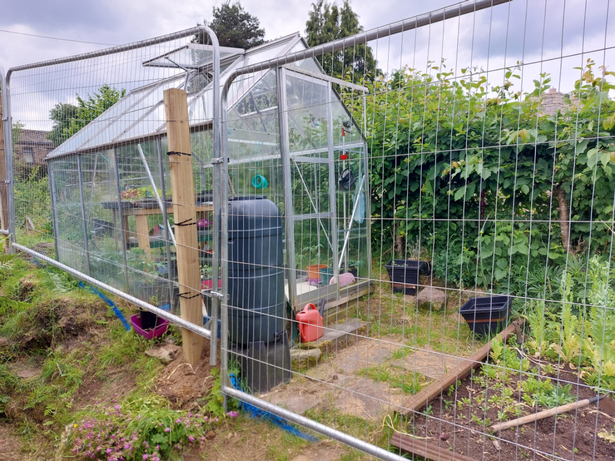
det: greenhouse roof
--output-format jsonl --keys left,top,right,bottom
{"left": 46, "top": 33, "right": 309, "bottom": 160}
{"left": 142, "top": 43, "right": 244, "bottom": 69}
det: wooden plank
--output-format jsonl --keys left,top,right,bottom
{"left": 491, "top": 398, "right": 595, "bottom": 432}
{"left": 0, "top": 93, "right": 8, "bottom": 251}
{"left": 401, "top": 319, "right": 524, "bottom": 416}
{"left": 135, "top": 215, "right": 152, "bottom": 259}
{"left": 390, "top": 433, "right": 475, "bottom": 461}
{"left": 164, "top": 88, "right": 203, "bottom": 366}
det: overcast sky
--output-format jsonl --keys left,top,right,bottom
{"left": 0, "top": 0, "right": 463, "bottom": 70}
{"left": 1, "top": 0, "right": 614, "bottom": 129}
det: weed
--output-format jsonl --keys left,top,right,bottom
{"left": 358, "top": 365, "right": 427, "bottom": 395}
{"left": 60, "top": 395, "right": 234, "bottom": 461}
{"left": 534, "top": 384, "right": 576, "bottom": 408}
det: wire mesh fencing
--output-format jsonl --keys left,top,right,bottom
{"left": 3, "top": 0, "right": 615, "bottom": 459}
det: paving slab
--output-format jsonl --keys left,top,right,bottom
{"left": 303, "top": 318, "right": 369, "bottom": 354}
{"left": 392, "top": 346, "right": 460, "bottom": 380}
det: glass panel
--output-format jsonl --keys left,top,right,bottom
{"left": 227, "top": 70, "right": 280, "bottom": 162}
{"left": 81, "top": 149, "right": 126, "bottom": 288}
{"left": 286, "top": 72, "right": 329, "bottom": 152}
{"left": 335, "top": 146, "right": 368, "bottom": 276}
{"left": 50, "top": 156, "right": 87, "bottom": 273}
{"left": 331, "top": 88, "right": 363, "bottom": 147}
{"left": 142, "top": 44, "right": 243, "bottom": 69}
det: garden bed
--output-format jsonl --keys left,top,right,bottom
{"left": 406, "top": 358, "right": 615, "bottom": 460}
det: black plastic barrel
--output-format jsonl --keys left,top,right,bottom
{"left": 227, "top": 196, "right": 285, "bottom": 345}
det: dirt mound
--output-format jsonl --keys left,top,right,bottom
{"left": 155, "top": 341, "right": 216, "bottom": 409}
{"left": 12, "top": 296, "right": 107, "bottom": 351}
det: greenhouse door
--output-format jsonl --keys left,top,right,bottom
{"left": 277, "top": 67, "right": 340, "bottom": 307}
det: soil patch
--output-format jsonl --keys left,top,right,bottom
{"left": 155, "top": 341, "right": 215, "bottom": 409}
{"left": 0, "top": 422, "right": 22, "bottom": 461}
{"left": 407, "top": 365, "right": 615, "bottom": 460}
{"left": 8, "top": 360, "right": 42, "bottom": 380}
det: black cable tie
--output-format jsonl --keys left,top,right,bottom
{"left": 178, "top": 291, "right": 201, "bottom": 300}
{"left": 175, "top": 218, "right": 196, "bottom": 227}
{"left": 166, "top": 150, "right": 192, "bottom": 157}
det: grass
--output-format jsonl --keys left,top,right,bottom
{"left": 358, "top": 363, "right": 428, "bottom": 395}
{"left": 2, "top": 253, "right": 366, "bottom": 461}
{"left": 357, "top": 284, "right": 487, "bottom": 359}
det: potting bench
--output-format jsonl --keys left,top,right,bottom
{"left": 116, "top": 203, "right": 214, "bottom": 259}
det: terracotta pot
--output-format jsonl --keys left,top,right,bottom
{"left": 306, "top": 264, "right": 327, "bottom": 280}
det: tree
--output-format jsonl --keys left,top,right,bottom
{"left": 48, "top": 84, "right": 125, "bottom": 147}
{"left": 195, "top": 1, "right": 265, "bottom": 49}
{"left": 47, "top": 103, "right": 78, "bottom": 147}
{"left": 305, "top": 0, "right": 377, "bottom": 83}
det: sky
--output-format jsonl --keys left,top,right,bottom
{"left": 1, "top": 0, "right": 614, "bottom": 130}
{"left": 0, "top": 0, "right": 461, "bottom": 70}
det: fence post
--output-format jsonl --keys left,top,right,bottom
{"left": 0, "top": 92, "right": 8, "bottom": 252}
{"left": 164, "top": 88, "right": 203, "bottom": 366}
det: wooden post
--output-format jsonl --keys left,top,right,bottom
{"left": 0, "top": 93, "right": 9, "bottom": 251}
{"left": 164, "top": 88, "right": 203, "bottom": 366}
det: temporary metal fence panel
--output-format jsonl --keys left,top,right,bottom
{"left": 217, "top": 0, "right": 615, "bottom": 460}
{"left": 4, "top": 0, "right": 615, "bottom": 459}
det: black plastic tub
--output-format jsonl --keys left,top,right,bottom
{"left": 459, "top": 295, "right": 514, "bottom": 335}
{"left": 385, "top": 260, "right": 428, "bottom": 295}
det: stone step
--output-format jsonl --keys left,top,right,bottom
{"left": 297, "top": 318, "right": 369, "bottom": 355}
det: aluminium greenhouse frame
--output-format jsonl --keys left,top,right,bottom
{"left": 0, "top": 1, "right": 515, "bottom": 458}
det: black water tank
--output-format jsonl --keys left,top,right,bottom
{"left": 227, "top": 196, "right": 285, "bottom": 345}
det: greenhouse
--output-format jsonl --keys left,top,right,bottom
{"left": 44, "top": 32, "right": 371, "bottom": 314}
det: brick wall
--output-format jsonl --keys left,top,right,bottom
{"left": 14, "top": 129, "right": 53, "bottom": 166}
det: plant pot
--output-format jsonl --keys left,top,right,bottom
{"left": 131, "top": 314, "right": 168, "bottom": 339}
{"left": 196, "top": 190, "right": 214, "bottom": 204}
{"left": 139, "top": 309, "right": 159, "bottom": 330}
{"left": 156, "top": 259, "right": 178, "bottom": 280}
{"left": 132, "top": 279, "right": 173, "bottom": 305}
{"left": 201, "top": 279, "right": 222, "bottom": 290}
{"left": 102, "top": 201, "right": 135, "bottom": 210}
{"left": 348, "top": 266, "right": 358, "bottom": 278}
{"left": 459, "top": 295, "right": 514, "bottom": 336}
{"left": 135, "top": 198, "right": 172, "bottom": 209}
{"left": 385, "top": 260, "right": 427, "bottom": 295}
{"left": 306, "top": 264, "right": 327, "bottom": 284}
{"left": 320, "top": 267, "right": 334, "bottom": 286}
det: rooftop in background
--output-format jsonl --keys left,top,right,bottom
{"left": 14, "top": 129, "right": 52, "bottom": 166}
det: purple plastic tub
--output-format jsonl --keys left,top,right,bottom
{"left": 130, "top": 314, "right": 169, "bottom": 339}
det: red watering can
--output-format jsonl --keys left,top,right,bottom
{"left": 296, "top": 303, "right": 324, "bottom": 343}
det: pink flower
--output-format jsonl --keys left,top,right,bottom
{"left": 143, "top": 455, "right": 148, "bottom": 460}
{"left": 227, "top": 411, "right": 239, "bottom": 418}
{"left": 188, "top": 436, "right": 195, "bottom": 442}
{"left": 164, "top": 427, "right": 171, "bottom": 433}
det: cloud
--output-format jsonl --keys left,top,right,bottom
{"left": 2, "top": 0, "right": 614, "bottom": 131}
